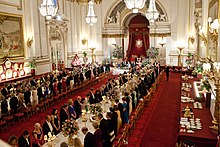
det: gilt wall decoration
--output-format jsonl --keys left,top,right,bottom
{"left": 0, "top": 13, "right": 24, "bottom": 59}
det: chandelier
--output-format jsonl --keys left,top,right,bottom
{"left": 124, "top": 0, "right": 146, "bottom": 13}
{"left": 85, "top": 0, "right": 97, "bottom": 26}
{"left": 146, "top": 0, "right": 159, "bottom": 23}
{"left": 39, "top": 0, "right": 58, "bottom": 20}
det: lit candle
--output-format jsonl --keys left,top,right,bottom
{"left": 44, "top": 135, "right": 48, "bottom": 141}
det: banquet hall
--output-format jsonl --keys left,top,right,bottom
{"left": 0, "top": 0, "right": 219, "bottom": 147}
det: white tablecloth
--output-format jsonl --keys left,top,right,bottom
{"left": 111, "top": 68, "right": 129, "bottom": 75}
{"left": 43, "top": 101, "right": 112, "bottom": 147}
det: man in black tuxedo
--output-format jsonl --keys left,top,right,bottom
{"left": 1, "top": 97, "right": 8, "bottom": 115}
{"left": 1, "top": 87, "right": 8, "bottom": 98}
{"left": 74, "top": 96, "right": 82, "bottom": 119}
{"left": 98, "top": 113, "right": 110, "bottom": 147}
{"left": 80, "top": 73, "right": 84, "bottom": 83}
{"left": 24, "top": 87, "right": 31, "bottom": 106}
{"left": 165, "top": 65, "right": 170, "bottom": 81}
{"left": 9, "top": 94, "right": 19, "bottom": 114}
{"left": 43, "top": 115, "right": 54, "bottom": 136}
{"left": 37, "top": 85, "right": 43, "bottom": 101}
{"left": 30, "top": 78, "right": 37, "bottom": 87}
{"left": 88, "top": 88, "right": 97, "bottom": 104}
{"left": 82, "top": 127, "right": 95, "bottom": 147}
{"left": 18, "top": 130, "right": 30, "bottom": 147}
{"left": 60, "top": 104, "right": 69, "bottom": 127}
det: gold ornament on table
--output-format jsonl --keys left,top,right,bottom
{"left": 184, "top": 106, "right": 192, "bottom": 118}
{"left": 44, "top": 132, "right": 56, "bottom": 147}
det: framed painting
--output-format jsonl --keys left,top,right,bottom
{"left": 0, "top": 12, "right": 24, "bottom": 59}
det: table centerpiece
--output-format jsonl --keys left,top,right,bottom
{"left": 61, "top": 118, "right": 79, "bottom": 146}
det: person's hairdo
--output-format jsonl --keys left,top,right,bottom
{"left": 81, "top": 127, "right": 88, "bottom": 132}
{"left": 98, "top": 113, "right": 103, "bottom": 118}
{"left": 68, "top": 99, "right": 73, "bottom": 105}
{"left": 23, "top": 130, "right": 29, "bottom": 136}
{"left": 122, "top": 97, "right": 126, "bottom": 101}
{"left": 92, "top": 121, "right": 99, "bottom": 129}
{"left": 107, "top": 112, "right": 112, "bottom": 118}
{"left": 109, "top": 107, "right": 114, "bottom": 112}
{"left": 60, "top": 142, "right": 68, "bottom": 147}
{"left": 8, "top": 135, "right": 18, "bottom": 145}
{"left": 63, "top": 104, "right": 68, "bottom": 108}
{"left": 113, "top": 105, "right": 118, "bottom": 110}
{"left": 115, "top": 99, "right": 119, "bottom": 103}
{"left": 34, "top": 123, "right": 40, "bottom": 129}
{"left": 52, "top": 109, "right": 57, "bottom": 115}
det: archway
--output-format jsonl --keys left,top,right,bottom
{"left": 126, "top": 14, "right": 150, "bottom": 61}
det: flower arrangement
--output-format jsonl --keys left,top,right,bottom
{"left": 62, "top": 118, "right": 79, "bottom": 137}
{"left": 201, "top": 80, "right": 211, "bottom": 92}
{"left": 146, "top": 47, "right": 159, "bottom": 59}
{"left": 112, "top": 44, "right": 123, "bottom": 59}
{"left": 89, "top": 104, "right": 102, "bottom": 114}
{"left": 185, "top": 52, "right": 193, "bottom": 65}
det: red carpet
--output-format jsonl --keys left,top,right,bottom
{"left": 128, "top": 73, "right": 181, "bottom": 147}
{"left": 0, "top": 75, "right": 113, "bottom": 142}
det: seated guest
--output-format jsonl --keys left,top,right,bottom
{"left": 51, "top": 109, "right": 60, "bottom": 135}
{"left": 32, "top": 123, "right": 43, "bottom": 147}
{"left": 68, "top": 99, "right": 77, "bottom": 119}
{"left": 60, "top": 104, "right": 69, "bottom": 127}
{"left": 74, "top": 96, "right": 82, "bottom": 119}
{"left": 8, "top": 135, "right": 18, "bottom": 147}
{"left": 43, "top": 115, "right": 54, "bottom": 136}
{"left": 81, "top": 127, "right": 95, "bottom": 147}
{"left": 92, "top": 122, "right": 102, "bottom": 147}
{"left": 18, "top": 130, "right": 30, "bottom": 147}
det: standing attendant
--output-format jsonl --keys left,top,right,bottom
{"left": 165, "top": 65, "right": 170, "bottom": 81}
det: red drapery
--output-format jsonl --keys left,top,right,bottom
{"left": 126, "top": 15, "right": 150, "bottom": 61}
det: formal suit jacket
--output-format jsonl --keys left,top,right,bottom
{"left": 1, "top": 100, "right": 8, "bottom": 114}
{"left": 1, "top": 88, "right": 8, "bottom": 98}
{"left": 99, "top": 118, "right": 109, "bottom": 141}
{"left": 18, "top": 135, "right": 30, "bottom": 147}
{"left": 74, "top": 100, "right": 82, "bottom": 118}
{"left": 43, "top": 121, "right": 53, "bottom": 136}
{"left": 24, "top": 90, "right": 31, "bottom": 105}
{"left": 60, "top": 108, "right": 69, "bottom": 126}
{"left": 9, "top": 96, "right": 18, "bottom": 111}
{"left": 84, "top": 132, "right": 95, "bottom": 147}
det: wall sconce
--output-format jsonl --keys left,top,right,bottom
{"left": 198, "top": 26, "right": 207, "bottom": 45}
{"left": 158, "top": 36, "right": 166, "bottom": 47}
{"left": 82, "top": 39, "right": 87, "bottom": 45}
{"left": 188, "top": 36, "right": 195, "bottom": 45}
{"left": 208, "top": 17, "right": 219, "bottom": 42}
{"left": 27, "top": 37, "right": 34, "bottom": 48}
